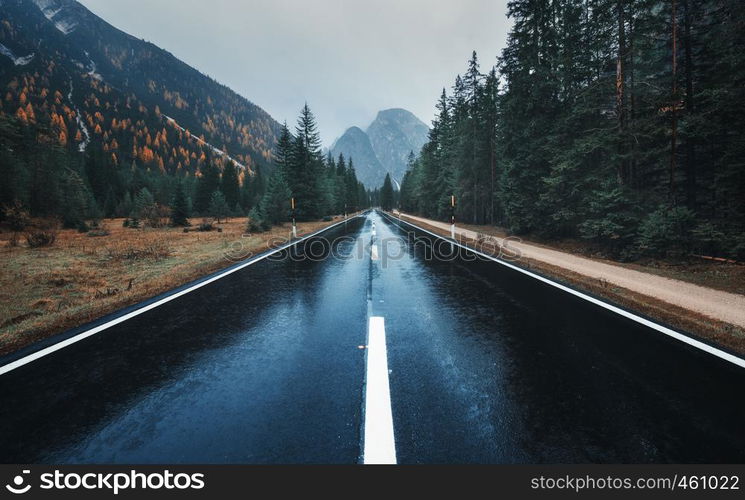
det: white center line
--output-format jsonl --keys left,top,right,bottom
{"left": 363, "top": 316, "right": 396, "bottom": 464}
{"left": 371, "top": 244, "right": 379, "bottom": 261}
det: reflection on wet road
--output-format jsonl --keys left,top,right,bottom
{"left": 0, "top": 212, "right": 743, "bottom": 463}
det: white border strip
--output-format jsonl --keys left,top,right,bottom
{"left": 0, "top": 215, "right": 364, "bottom": 376}
{"left": 384, "top": 212, "right": 745, "bottom": 369}
{"left": 363, "top": 316, "right": 397, "bottom": 464}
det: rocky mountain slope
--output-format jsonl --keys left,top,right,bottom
{"left": 0, "top": 0, "right": 282, "bottom": 175}
{"left": 331, "top": 108, "right": 429, "bottom": 188}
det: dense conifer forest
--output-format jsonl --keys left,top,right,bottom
{"left": 0, "top": 0, "right": 369, "bottom": 232}
{"left": 399, "top": 0, "right": 745, "bottom": 259}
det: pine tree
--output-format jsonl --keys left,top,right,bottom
{"left": 193, "top": 160, "right": 220, "bottom": 214}
{"left": 247, "top": 206, "right": 269, "bottom": 232}
{"left": 358, "top": 183, "right": 369, "bottom": 209}
{"left": 259, "top": 170, "right": 291, "bottom": 225}
{"left": 132, "top": 187, "right": 155, "bottom": 227}
{"left": 59, "top": 167, "right": 91, "bottom": 231}
{"left": 118, "top": 191, "right": 134, "bottom": 219}
{"left": 274, "top": 121, "right": 293, "bottom": 176}
{"left": 399, "top": 153, "right": 418, "bottom": 213}
{"left": 345, "top": 159, "right": 359, "bottom": 211}
{"left": 335, "top": 154, "right": 348, "bottom": 213}
{"left": 103, "top": 187, "right": 117, "bottom": 218}
{"left": 0, "top": 115, "right": 24, "bottom": 214}
{"left": 285, "top": 104, "right": 323, "bottom": 220}
{"left": 220, "top": 162, "right": 240, "bottom": 209}
{"left": 247, "top": 120, "right": 295, "bottom": 228}
{"left": 208, "top": 190, "right": 230, "bottom": 223}
{"left": 170, "top": 180, "right": 190, "bottom": 226}
{"left": 28, "top": 147, "right": 63, "bottom": 217}
{"left": 380, "top": 173, "right": 394, "bottom": 210}
{"left": 317, "top": 158, "right": 335, "bottom": 216}
{"left": 240, "top": 167, "right": 264, "bottom": 212}
{"left": 498, "top": 0, "right": 561, "bottom": 234}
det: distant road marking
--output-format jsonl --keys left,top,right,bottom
{"left": 382, "top": 212, "right": 745, "bottom": 370}
{"left": 0, "top": 214, "right": 366, "bottom": 376}
{"left": 363, "top": 316, "right": 396, "bottom": 464}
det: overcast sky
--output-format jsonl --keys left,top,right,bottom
{"left": 78, "top": 0, "right": 512, "bottom": 146}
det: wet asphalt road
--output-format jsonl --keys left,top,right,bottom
{"left": 0, "top": 211, "right": 743, "bottom": 463}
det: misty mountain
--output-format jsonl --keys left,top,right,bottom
{"left": 0, "top": 0, "right": 282, "bottom": 175}
{"left": 367, "top": 109, "right": 429, "bottom": 187}
{"left": 331, "top": 108, "right": 429, "bottom": 188}
{"left": 328, "top": 126, "right": 382, "bottom": 190}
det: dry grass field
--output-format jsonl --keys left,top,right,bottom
{"left": 0, "top": 217, "right": 339, "bottom": 356}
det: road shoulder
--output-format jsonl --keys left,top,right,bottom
{"left": 394, "top": 212, "right": 745, "bottom": 357}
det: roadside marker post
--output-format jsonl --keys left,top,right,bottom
{"left": 291, "top": 197, "right": 297, "bottom": 239}
{"left": 450, "top": 195, "right": 456, "bottom": 252}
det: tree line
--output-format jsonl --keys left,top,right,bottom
{"left": 399, "top": 0, "right": 745, "bottom": 259}
{"left": 249, "top": 104, "right": 370, "bottom": 230}
{"left": 0, "top": 103, "right": 370, "bottom": 233}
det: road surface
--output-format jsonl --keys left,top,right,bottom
{"left": 400, "top": 212, "right": 745, "bottom": 329}
{"left": 0, "top": 211, "right": 743, "bottom": 463}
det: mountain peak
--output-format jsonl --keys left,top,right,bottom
{"left": 331, "top": 108, "right": 429, "bottom": 188}
{"left": 330, "top": 126, "right": 382, "bottom": 186}
{"left": 345, "top": 125, "right": 367, "bottom": 136}
{"left": 374, "top": 108, "right": 419, "bottom": 120}
{"left": 365, "top": 108, "right": 429, "bottom": 186}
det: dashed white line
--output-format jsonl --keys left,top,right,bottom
{"left": 363, "top": 316, "right": 396, "bottom": 464}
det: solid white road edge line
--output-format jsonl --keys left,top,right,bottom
{"left": 0, "top": 215, "right": 364, "bottom": 376}
{"left": 363, "top": 316, "right": 396, "bottom": 464}
{"left": 386, "top": 213, "right": 745, "bottom": 370}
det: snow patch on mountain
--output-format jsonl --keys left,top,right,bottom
{"left": 162, "top": 115, "right": 250, "bottom": 172}
{"left": 33, "top": 0, "right": 78, "bottom": 35}
{"left": 68, "top": 79, "right": 90, "bottom": 153}
{"left": 53, "top": 18, "right": 77, "bottom": 35}
{"left": 84, "top": 51, "right": 102, "bottom": 81}
{"left": 0, "top": 43, "right": 34, "bottom": 66}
